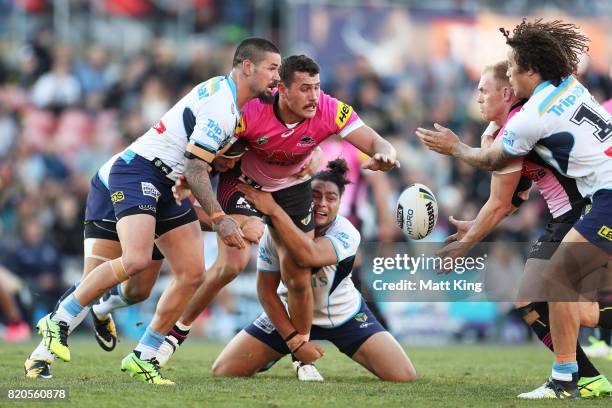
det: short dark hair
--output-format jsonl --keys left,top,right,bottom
{"left": 232, "top": 37, "right": 280, "bottom": 67}
{"left": 280, "top": 55, "right": 320, "bottom": 86}
{"left": 500, "top": 19, "right": 589, "bottom": 84}
{"left": 313, "top": 158, "right": 351, "bottom": 196}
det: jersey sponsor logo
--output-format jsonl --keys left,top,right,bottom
{"left": 543, "top": 82, "right": 584, "bottom": 117}
{"left": 598, "top": 225, "right": 612, "bottom": 241}
{"left": 258, "top": 246, "right": 274, "bottom": 266}
{"left": 502, "top": 129, "right": 515, "bottom": 147}
{"left": 354, "top": 312, "right": 368, "bottom": 322}
{"left": 335, "top": 101, "right": 353, "bottom": 129}
{"left": 111, "top": 191, "right": 125, "bottom": 204}
{"left": 297, "top": 136, "right": 315, "bottom": 147}
{"left": 152, "top": 120, "right": 166, "bottom": 134}
{"left": 253, "top": 315, "right": 275, "bottom": 334}
{"left": 255, "top": 136, "right": 269, "bottom": 145}
{"left": 141, "top": 182, "right": 161, "bottom": 201}
{"left": 606, "top": 146, "right": 612, "bottom": 158}
{"left": 300, "top": 212, "right": 312, "bottom": 226}
{"left": 281, "top": 129, "right": 295, "bottom": 138}
{"left": 331, "top": 231, "right": 351, "bottom": 249}
{"left": 235, "top": 197, "right": 256, "bottom": 211}
{"left": 197, "top": 77, "right": 222, "bottom": 99}
{"left": 205, "top": 118, "right": 223, "bottom": 146}
{"left": 252, "top": 148, "right": 311, "bottom": 166}
{"left": 360, "top": 322, "right": 375, "bottom": 329}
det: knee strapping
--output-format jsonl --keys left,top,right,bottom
{"left": 110, "top": 258, "right": 128, "bottom": 282}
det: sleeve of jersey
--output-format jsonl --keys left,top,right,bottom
{"left": 324, "top": 219, "right": 361, "bottom": 262}
{"left": 500, "top": 111, "right": 541, "bottom": 157}
{"left": 322, "top": 92, "right": 363, "bottom": 138}
{"left": 185, "top": 99, "right": 228, "bottom": 163}
{"left": 257, "top": 228, "right": 280, "bottom": 273}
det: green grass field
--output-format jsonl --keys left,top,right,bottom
{"left": 1, "top": 338, "right": 611, "bottom": 407}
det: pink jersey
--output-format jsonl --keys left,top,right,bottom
{"left": 236, "top": 91, "right": 363, "bottom": 191}
{"left": 496, "top": 100, "right": 585, "bottom": 218}
{"left": 319, "top": 138, "right": 366, "bottom": 221}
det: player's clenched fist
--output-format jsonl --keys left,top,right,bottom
{"left": 240, "top": 217, "right": 265, "bottom": 244}
{"left": 213, "top": 215, "right": 246, "bottom": 249}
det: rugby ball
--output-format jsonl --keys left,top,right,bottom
{"left": 396, "top": 183, "right": 438, "bottom": 240}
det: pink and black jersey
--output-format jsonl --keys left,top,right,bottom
{"left": 236, "top": 91, "right": 363, "bottom": 191}
{"left": 496, "top": 100, "right": 586, "bottom": 218}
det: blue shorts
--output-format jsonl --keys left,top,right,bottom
{"left": 574, "top": 189, "right": 612, "bottom": 254}
{"left": 244, "top": 301, "right": 385, "bottom": 357}
{"left": 108, "top": 151, "right": 196, "bottom": 232}
{"left": 84, "top": 174, "right": 164, "bottom": 260}
{"left": 85, "top": 173, "right": 116, "bottom": 222}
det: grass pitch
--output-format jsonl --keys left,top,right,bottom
{"left": 1, "top": 338, "right": 611, "bottom": 407}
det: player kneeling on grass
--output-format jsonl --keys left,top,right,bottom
{"left": 211, "top": 159, "right": 416, "bottom": 382}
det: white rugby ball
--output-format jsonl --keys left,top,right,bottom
{"left": 396, "top": 183, "right": 438, "bottom": 240}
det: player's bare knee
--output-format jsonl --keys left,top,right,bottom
{"left": 382, "top": 365, "right": 417, "bottom": 382}
{"left": 120, "top": 254, "right": 151, "bottom": 277}
{"left": 178, "top": 267, "right": 205, "bottom": 290}
{"left": 211, "top": 361, "right": 254, "bottom": 377}
{"left": 121, "top": 285, "right": 151, "bottom": 303}
{"left": 219, "top": 262, "right": 244, "bottom": 282}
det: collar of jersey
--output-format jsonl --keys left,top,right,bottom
{"left": 532, "top": 80, "right": 552, "bottom": 96}
{"left": 225, "top": 73, "right": 237, "bottom": 105}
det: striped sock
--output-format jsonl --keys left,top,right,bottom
{"left": 134, "top": 326, "right": 165, "bottom": 361}
{"left": 53, "top": 294, "right": 85, "bottom": 326}
{"left": 552, "top": 362, "right": 578, "bottom": 382}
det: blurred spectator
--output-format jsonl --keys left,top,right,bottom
{"left": 74, "top": 45, "right": 118, "bottom": 111}
{"left": 30, "top": 45, "right": 81, "bottom": 113}
{"left": 4, "top": 218, "right": 65, "bottom": 320}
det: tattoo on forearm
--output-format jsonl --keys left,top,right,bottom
{"left": 184, "top": 158, "right": 222, "bottom": 215}
{"left": 455, "top": 143, "right": 512, "bottom": 171}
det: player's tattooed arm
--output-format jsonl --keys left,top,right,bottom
{"left": 183, "top": 158, "right": 222, "bottom": 215}
{"left": 184, "top": 157, "right": 245, "bottom": 248}
{"left": 453, "top": 142, "right": 514, "bottom": 171}
{"left": 417, "top": 123, "right": 513, "bottom": 171}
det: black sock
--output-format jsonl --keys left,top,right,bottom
{"left": 518, "top": 302, "right": 600, "bottom": 378}
{"left": 598, "top": 302, "right": 612, "bottom": 330}
{"left": 170, "top": 324, "right": 190, "bottom": 346}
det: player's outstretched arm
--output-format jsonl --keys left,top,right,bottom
{"left": 257, "top": 271, "right": 324, "bottom": 363}
{"left": 416, "top": 123, "right": 514, "bottom": 171}
{"left": 184, "top": 157, "right": 245, "bottom": 249}
{"left": 237, "top": 184, "right": 338, "bottom": 268}
{"left": 344, "top": 126, "right": 400, "bottom": 171}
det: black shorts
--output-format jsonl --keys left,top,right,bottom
{"left": 244, "top": 302, "right": 385, "bottom": 357}
{"left": 83, "top": 220, "right": 164, "bottom": 261}
{"left": 217, "top": 166, "right": 314, "bottom": 232}
{"left": 528, "top": 201, "right": 588, "bottom": 260}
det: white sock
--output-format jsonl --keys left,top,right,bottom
{"left": 30, "top": 306, "right": 90, "bottom": 362}
{"left": 30, "top": 341, "right": 54, "bottom": 362}
{"left": 53, "top": 294, "right": 85, "bottom": 325}
{"left": 134, "top": 326, "right": 165, "bottom": 360}
{"left": 176, "top": 321, "right": 192, "bottom": 332}
{"left": 92, "top": 286, "right": 130, "bottom": 319}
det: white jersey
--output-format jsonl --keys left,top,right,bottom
{"left": 257, "top": 216, "right": 362, "bottom": 328}
{"left": 501, "top": 75, "right": 612, "bottom": 197}
{"left": 128, "top": 75, "right": 240, "bottom": 181}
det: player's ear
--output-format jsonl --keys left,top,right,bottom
{"left": 242, "top": 59, "right": 254, "bottom": 76}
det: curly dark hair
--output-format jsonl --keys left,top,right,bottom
{"left": 500, "top": 19, "right": 589, "bottom": 84}
{"left": 313, "top": 158, "right": 351, "bottom": 196}
{"left": 279, "top": 54, "right": 320, "bottom": 86}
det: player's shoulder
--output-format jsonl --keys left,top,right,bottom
{"left": 316, "top": 90, "right": 355, "bottom": 127}
{"left": 325, "top": 216, "right": 361, "bottom": 246}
